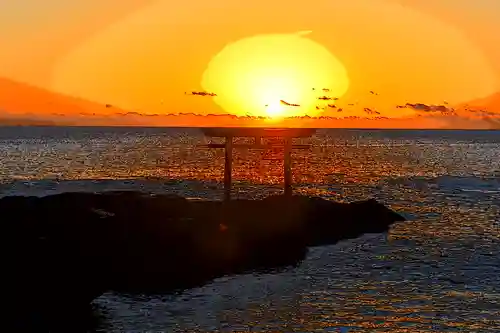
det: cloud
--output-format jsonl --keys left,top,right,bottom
{"left": 3, "top": 108, "right": 498, "bottom": 129}
{"left": 481, "top": 117, "right": 500, "bottom": 129}
{"left": 397, "top": 102, "right": 456, "bottom": 115}
{"left": 295, "top": 30, "right": 313, "bottom": 36}
{"left": 463, "top": 108, "right": 500, "bottom": 118}
{"left": 185, "top": 91, "right": 217, "bottom": 97}
{"left": 279, "top": 100, "right": 300, "bottom": 107}
{"left": 363, "top": 107, "right": 380, "bottom": 115}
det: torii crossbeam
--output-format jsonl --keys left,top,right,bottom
{"left": 199, "top": 127, "right": 317, "bottom": 201}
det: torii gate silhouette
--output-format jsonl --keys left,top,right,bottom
{"left": 199, "top": 127, "right": 317, "bottom": 201}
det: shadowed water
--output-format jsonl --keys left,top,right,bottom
{"left": 1, "top": 127, "right": 499, "bottom": 332}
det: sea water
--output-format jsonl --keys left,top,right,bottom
{"left": 1, "top": 127, "right": 499, "bottom": 332}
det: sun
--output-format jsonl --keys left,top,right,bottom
{"left": 201, "top": 32, "right": 350, "bottom": 118}
{"left": 265, "top": 100, "right": 286, "bottom": 118}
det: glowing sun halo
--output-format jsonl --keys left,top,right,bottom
{"left": 201, "top": 32, "right": 350, "bottom": 118}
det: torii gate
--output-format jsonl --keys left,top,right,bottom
{"left": 200, "top": 127, "right": 317, "bottom": 201}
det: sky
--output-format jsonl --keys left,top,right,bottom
{"left": 1, "top": 0, "right": 500, "bottom": 127}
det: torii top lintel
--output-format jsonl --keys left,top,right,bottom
{"left": 200, "top": 127, "right": 317, "bottom": 138}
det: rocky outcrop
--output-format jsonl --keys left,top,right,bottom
{"left": 0, "top": 191, "right": 405, "bottom": 327}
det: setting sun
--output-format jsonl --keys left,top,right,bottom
{"left": 33, "top": 0, "right": 499, "bottom": 124}
{"left": 201, "top": 32, "right": 350, "bottom": 118}
{"left": 265, "top": 100, "right": 286, "bottom": 118}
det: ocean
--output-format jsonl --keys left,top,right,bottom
{"left": 1, "top": 126, "right": 500, "bottom": 332}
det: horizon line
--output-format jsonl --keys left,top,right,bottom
{"left": 1, "top": 125, "right": 499, "bottom": 131}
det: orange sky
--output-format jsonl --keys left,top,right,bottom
{"left": 1, "top": 0, "right": 500, "bottom": 127}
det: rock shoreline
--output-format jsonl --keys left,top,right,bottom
{"left": 0, "top": 191, "right": 405, "bottom": 327}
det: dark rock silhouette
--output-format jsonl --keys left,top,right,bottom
{"left": 0, "top": 191, "right": 405, "bottom": 328}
